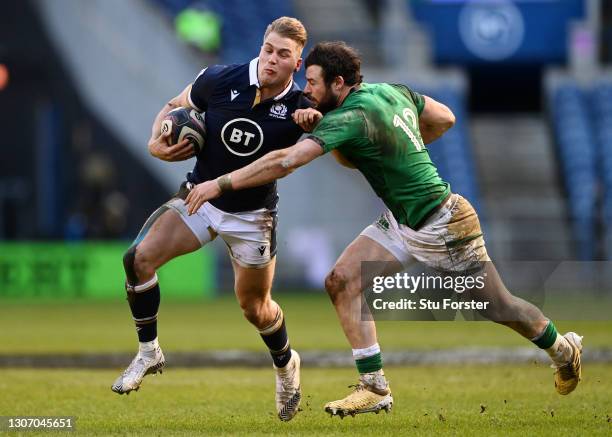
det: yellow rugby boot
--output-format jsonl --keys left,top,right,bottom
{"left": 553, "top": 332, "right": 583, "bottom": 395}
{"left": 324, "top": 372, "right": 393, "bottom": 418}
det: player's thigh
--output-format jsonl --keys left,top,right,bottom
{"left": 135, "top": 208, "right": 202, "bottom": 270}
{"left": 212, "top": 206, "right": 278, "bottom": 304}
{"left": 218, "top": 206, "right": 277, "bottom": 270}
{"left": 330, "top": 234, "right": 404, "bottom": 291}
{"left": 400, "top": 194, "right": 489, "bottom": 272}
{"left": 232, "top": 257, "right": 277, "bottom": 307}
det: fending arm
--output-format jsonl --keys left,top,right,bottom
{"left": 184, "top": 139, "right": 324, "bottom": 214}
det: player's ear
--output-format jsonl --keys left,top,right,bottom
{"left": 333, "top": 76, "right": 345, "bottom": 91}
{"left": 294, "top": 58, "right": 302, "bottom": 73}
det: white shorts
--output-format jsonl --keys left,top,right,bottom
{"left": 361, "top": 194, "right": 490, "bottom": 272}
{"left": 167, "top": 198, "right": 277, "bottom": 268}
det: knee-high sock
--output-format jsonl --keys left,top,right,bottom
{"left": 126, "top": 274, "right": 160, "bottom": 343}
{"left": 259, "top": 307, "right": 292, "bottom": 368}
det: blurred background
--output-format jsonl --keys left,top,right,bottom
{"left": 1, "top": 0, "right": 612, "bottom": 299}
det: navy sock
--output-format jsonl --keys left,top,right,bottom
{"left": 259, "top": 309, "right": 292, "bottom": 368}
{"left": 126, "top": 278, "right": 160, "bottom": 343}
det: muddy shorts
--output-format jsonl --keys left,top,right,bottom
{"left": 361, "top": 193, "right": 490, "bottom": 272}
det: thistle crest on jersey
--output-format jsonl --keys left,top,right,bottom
{"left": 269, "top": 103, "right": 288, "bottom": 119}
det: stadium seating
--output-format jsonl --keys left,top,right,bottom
{"left": 591, "top": 81, "right": 612, "bottom": 258}
{"left": 152, "top": 0, "right": 294, "bottom": 63}
{"left": 548, "top": 82, "right": 598, "bottom": 260}
{"left": 426, "top": 87, "right": 483, "bottom": 216}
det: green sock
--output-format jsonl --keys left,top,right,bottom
{"left": 355, "top": 352, "right": 383, "bottom": 373}
{"left": 531, "top": 320, "right": 558, "bottom": 349}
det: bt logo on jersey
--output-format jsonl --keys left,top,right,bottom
{"left": 221, "top": 118, "right": 264, "bottom": 156}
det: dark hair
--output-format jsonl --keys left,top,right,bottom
{"left": 304, "top": 41, "right": 363, "bottom": 86}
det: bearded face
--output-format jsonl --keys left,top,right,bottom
{"left": 304, "top": 65, "right": 342, "bottom": 114}
{"left": 314, "top": 86, "right": 341, "bottom": 114}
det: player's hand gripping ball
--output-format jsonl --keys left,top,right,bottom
{"left": 161, "top": 108, "right": 206, "bottom": 153}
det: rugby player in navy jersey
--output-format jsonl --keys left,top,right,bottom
{"left": 111, "top": 17, "right": 318, "bottom": 421}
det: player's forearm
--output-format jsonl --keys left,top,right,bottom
{"left": 184, "top": 141, "right": 321, "bottom": 215}
{"left": 150, "top": 86, "right": 192, "bottom": 143}
{"left": 150, "top": 102, "right": 179, "bottom": 142}
{"left": 222, "top": 149, "right": 295, "bottom": 191}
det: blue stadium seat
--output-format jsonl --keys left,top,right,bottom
{"left": 151, "top": 0, "right": 295, "bottom": 63}
{"left": 591, "top": 81, "right": 612, "bottom": 258}
{"left": 425, "top": 87, "right": 482, "bottom": 216}
{"left": 548, "top": 82, "right": 598, "bottom": 259}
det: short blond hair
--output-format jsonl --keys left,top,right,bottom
{"left": 264, "top": 16, "right": 307, "bottom": 49}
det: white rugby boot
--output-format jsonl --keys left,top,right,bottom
{"left": 111, "top": 346, "right": 165, "bottom": 395}
{"left": 274, "top": 350, "right": 301, "bottom": 421}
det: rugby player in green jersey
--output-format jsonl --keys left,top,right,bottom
{"left": 184, "top": 42, "right": 583, "bottom": 417}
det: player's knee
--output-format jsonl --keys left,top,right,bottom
{"left": 122, "top": 245, "right": 139, "bottom": 286}
{"left": 239, "top": 298, "right": 268, "bottom": 327}
{"left": 325, "top": 267, "right": 351, "bottom": 303}
{"left": 124, "top": 244, "right": 156, "bottom": 284}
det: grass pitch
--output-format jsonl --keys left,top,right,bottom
{"left": 1, "top": 295, "right": 610, "bottom": 435}
{"left": 0, "top": 294, "right": 610, "bottom": 354}
{"left": 1, "top": 364, "right": 611, "bottom": 436}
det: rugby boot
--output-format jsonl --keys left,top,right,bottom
{"left": 274, "top": 350, "right": 301, "bottom": 421}
{"left": 111, "top": 346, "right": 165, "bottom": 394}
{"left": 554, "top": 332, "right": 583, "bottom": 395}
{"left": 324, "top": 371, "right": 393, "bottom": 418}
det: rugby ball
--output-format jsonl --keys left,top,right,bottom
{"left": 161, "top": 108, "right": 206, "bottom": 153}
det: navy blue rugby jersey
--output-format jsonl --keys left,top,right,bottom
{"left": 187, "top": 57, "right": 312, "bottom": 213}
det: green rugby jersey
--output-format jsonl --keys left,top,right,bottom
{"left": 309, "top": 82, "right": 450, "bottom": 229}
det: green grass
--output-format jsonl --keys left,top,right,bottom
{"left": 0, "top": 294, "right": 610, "bottom": 354}
{"left": 1, "top": 365, "right": 610, "bottom": 436}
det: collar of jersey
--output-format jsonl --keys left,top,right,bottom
{"left": 248, "top": 57, "right": 295, "bottom": 101}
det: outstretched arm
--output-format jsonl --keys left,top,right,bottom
{"left": 419, "top": 95, "right": 456, "bottom": 145}
{"left": 184, "top": 139, "right": 324, "bottom": 215}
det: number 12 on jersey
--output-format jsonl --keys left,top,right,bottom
{"left": 393, "top": 108, "right": 424, "bottom": 151}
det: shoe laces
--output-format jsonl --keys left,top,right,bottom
{"left": 554, "top": 359, "right": 577, "bottom": 379}
{"left": 124, "top": 354, "right": 149, "bottom": 379}
{"left": 348, "top": 383, "right": 366, "bottom": 392}
{"left": 277, "top": 362, "right": 297, "bottom": 403}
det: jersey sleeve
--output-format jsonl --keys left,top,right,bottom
{"left": 188, "top": 65, "right": 225, "bottom": 112}
{"left": 307, "top": 108, "right": 367, "bottom": 153}
{"left": 391, "top": 84, "right": 425, "bottom": 115}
